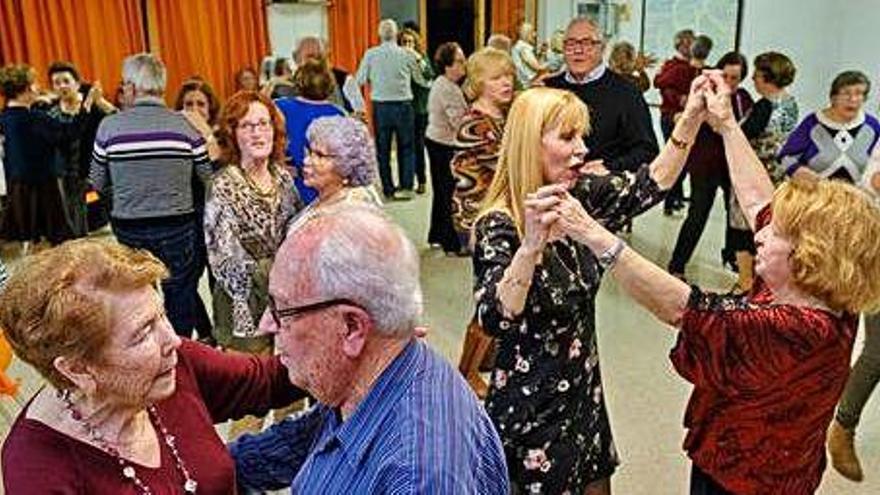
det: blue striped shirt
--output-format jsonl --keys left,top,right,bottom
{"left": 231, "top": 339, "right": 509, "bottom": 494}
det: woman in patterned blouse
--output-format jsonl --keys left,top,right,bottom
{"left": 545, "top": 71, "right": 880, "bottom": 495}
{"left": 204, "top": 91, "right": 303, "bottom": 353}
{"left": 453, "top": 47, "right": 515, "bottom": 398}
{"left": 472, "top": 78, "right": 707, "bottom": 494}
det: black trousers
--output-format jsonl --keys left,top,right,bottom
{"left": 690, "top": 465, "right": 733, "bottom": 495}
{"left": 414, "top": 112, "right": 428, "bottom": 186}
{"left": 425, "top": 138, "right": 461, "bottom": 252}
{"left": 662, "top": 114, "right": 687, "bottom": 210}
{"left": 668, "top": 173, "right": 731, "bottom": 274}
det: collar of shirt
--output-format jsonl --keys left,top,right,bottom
{"left": 133, "top": 95, "right": 166, "bottom": 107}
{"left": 311, "top": 339, "right": 421, "bottom": 466}
{"left": 564, "top": 63, "right": 607, "bottom": 85}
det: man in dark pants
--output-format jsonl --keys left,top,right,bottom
{"left": 90, "top": 53, "right": 211, "bottom": 337}
{"left": 654, "top": 29, "right": 697, "bottom": 214}
{"left": 356, "top": 19, "right": 429, "bottom": 200}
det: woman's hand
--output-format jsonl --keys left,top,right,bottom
{"left": 182, "top": 110, "right": 213, "bottom": 139}
{"left": 522, "top": 192, "right": 562, "bottom": 254}
{"left": 680, "top": 74, "right": 710, "bottom": 123}
{"left": 704, "top": 71, "right": 738, "bottom": 134}
{"left": 530, "top": 185, "right": 606, "bottom": 247}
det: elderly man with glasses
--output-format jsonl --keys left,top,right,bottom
{"left": 544, "top": 17, "right": 658, "bottom": 174}
{"left": 230, "top": 206, "right": 508, "bottom": 494}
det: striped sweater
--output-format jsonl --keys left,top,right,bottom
{"left": 90, "top": 97, "right": 211, "bottom": 220}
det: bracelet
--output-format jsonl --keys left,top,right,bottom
{"left": 597, "top": 238, "right": 626, "bottom": 270}
{"left": 669, "top": 134, "right": 689, "bottom": 150}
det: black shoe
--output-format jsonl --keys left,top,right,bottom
{"left": 416, "top": 183, "right": 426, "bottom": 194}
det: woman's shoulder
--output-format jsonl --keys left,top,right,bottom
{"left": 3, "top": 408, "right": 82, "bottom": 486}
{"left": 474, "top": 208, "right": 515, "bottom": 232}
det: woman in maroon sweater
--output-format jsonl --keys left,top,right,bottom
{"left": 0, "top": 239, "right": 305, "bottom": 494}
{"left": 527, "top": 72, "right": 880, "bottom": 494}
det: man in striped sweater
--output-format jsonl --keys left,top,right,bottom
{"left": 90, "top": 53, "right": 211, "bottom": 338}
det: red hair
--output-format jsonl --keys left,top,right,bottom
{"left": 216, "top": 90, "right": 287, "bottom": 166}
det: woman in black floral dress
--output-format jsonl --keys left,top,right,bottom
{"left": 472, "top": 81, "right": 709, "bottom": 494}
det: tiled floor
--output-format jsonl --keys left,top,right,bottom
{"left": 1, "top": 188, "right": 877, "bottom": 494}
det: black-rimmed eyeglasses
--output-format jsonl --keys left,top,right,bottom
{"left": 267, "top": 296, "right": 364, "bottom": 327}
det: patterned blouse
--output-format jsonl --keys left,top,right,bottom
{"left": 748, "top": 94, "right": 799, "bottom": 184}
{"left": 451, "top": 109, "right": 505, "bottom": 242}
{"left": 472, "top": 165, "right": 663, "bottom": 494}
{"left": 672, "top": 206, "right": 857, "bottom": 494}
{"left": 204, "top": 164, "right": 302, "bottom": 338}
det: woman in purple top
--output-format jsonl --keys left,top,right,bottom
{"left": 779, "top": 70, "right": 880, "bottom": 183}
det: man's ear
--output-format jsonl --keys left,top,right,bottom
{"left": 53, "top": 356, "right": 97, "bottom": 395}
{"left": 339, "top": 308, "right": 371, "bottom": 358}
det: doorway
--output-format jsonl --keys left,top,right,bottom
{"left": 426, "top": 0, "right": 476, "bottom": 59}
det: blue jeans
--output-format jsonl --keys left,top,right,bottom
{"left": 112, "top": 215, "right": 204, "bottom": 337}
{"left": 373, "top": 101, "right": 415, "bottom": 196}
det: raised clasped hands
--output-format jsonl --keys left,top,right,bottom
{"left": 525, "top": 184, "right": 601, "bottom": 248}
{"left": 700, "top": 70, "right": 737, "bottom": 133}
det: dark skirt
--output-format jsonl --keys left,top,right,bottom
{"left": 1, "top": 179, "right": 75, "bottom": 244}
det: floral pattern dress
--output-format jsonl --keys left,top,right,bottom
{"left": 473, "top": 166, "right": 663, "bottom": 494}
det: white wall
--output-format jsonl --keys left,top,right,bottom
{"left": 267, "top": 3, "right": 328, "bottom": 59}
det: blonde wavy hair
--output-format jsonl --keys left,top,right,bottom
{"left": 0, "top": 239, "right": 168, "bottom": 389}
{"left": 462, "top": 47, "right": 515, "bottom": 101}
{"left": 479, "top": 87, "right": 590, "bottom": 236}
{"left": 772, "top": 178, "right": 880, "bottom": 313}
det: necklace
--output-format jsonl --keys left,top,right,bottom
{"left": 239, "top": 163, "right": 278, "bottom": 199}
{"left": 57, "top": 389, "right": 198, "bottom": 494}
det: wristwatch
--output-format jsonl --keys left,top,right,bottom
{"left": 597, "top": 238, "right": 626, "bottom": 270}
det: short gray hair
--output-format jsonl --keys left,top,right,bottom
{"left": 566, "top": 16, "right": 603, "bottom": 40}
{"left": 486, "top": 33, "right": 512, "bottom": 52}
{"left": 306, "top": 116, "right": 377, "bottom": 187}
{"left": 378, "top": 19, "right": 398, "bottom": 42}
{"left": 304, "top": 206, "right": 422, "bottom": 337}
{"left": 122, "top": 53, "right": 166, "bottom": 96}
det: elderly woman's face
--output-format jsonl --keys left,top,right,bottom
{"left": 541, "top": 124, "right": 587, "bottom": 189}
{"left": 236, "top": 102, "right": 274, "bottom": 163}
{"left": 182, "top": 89, "right": 210, "bottom": 121}
{"left": 754, "top": 220, "right": 794, "bottom": 290}
{"left": 86, "top": 287, "right": 181, "bottom": 406}
{"left": 481, "top": 72, "right": 515, "bottom": 107}
{"left": 303, "top": 138, "right": 345, "bottom": 195}
{"left": 831, "top": 83, "right": 868, "bottom": 121}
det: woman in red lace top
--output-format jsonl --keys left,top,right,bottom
{"left": 528, "top": 71, "right": 880, "bottom": 494}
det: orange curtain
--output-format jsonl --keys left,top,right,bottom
{"left": 490, "top": 0, "right": 526, "bottom": 40}
{"left": 147, "top": 0, "right": 269, "bottom": 103}
{"left": 0, "top": 0, "right": 145, "bottom": 94}
{"left": 328, "top": 0, "right": 380, "bottom": 74}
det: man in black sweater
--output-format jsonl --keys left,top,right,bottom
{"left": 544, "top": 17, "right": 658, "bottom": 172}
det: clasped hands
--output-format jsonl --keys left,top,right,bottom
{"left": 522, "top": 184, "right": 603, "bottom": 253}
{"left": 681, "top": 69, "right": 738, "bottom": 134}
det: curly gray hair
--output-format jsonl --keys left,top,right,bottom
{"left": 306, "top": 116, "right": 377, "bottom": 187}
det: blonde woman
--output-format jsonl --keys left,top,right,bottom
{"left": 472, "top": 80, "right": 707, "bottom": 494}
{"left": 453, "top": 47, "right": 515, "bottom": 395}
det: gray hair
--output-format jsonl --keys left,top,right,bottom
{"left": 306, "top": 116, "right": 377, "bottom": 187}
{"left": 518, "top": 22, "right": 534, "bottom": 42}
{"left": 378, "top": 19, "right": 398, "bottom": 42}
{"left": 486, "top": 33, "right": 512, "bottom": 53}
{"left": 691, "top": 35, "right": 713, "bottom": 61}
{"left": 305, "top": 206, "right": 422, "bottom": 337}
{"left": 122, "top": 53, "right": 166, "bottom": 96}
{"left": 674, "top": 29, "right": 695, "bottom": 49}
{"left": 566, "top": 16, "right": 603, "bottom": 40}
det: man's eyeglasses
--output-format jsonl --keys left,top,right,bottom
{"left": 563, "top": 38, "right": 604, "bottom": 52}
{"left": 238, "top": 119, "right": 272, "bottom": 133}
{"left": 268, "top": 296, "right": 364, "bottom": 327}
